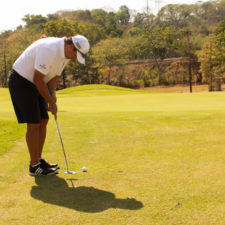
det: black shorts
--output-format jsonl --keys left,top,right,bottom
{"left": 8, "top": 70, "right": 49, "bottom": 124}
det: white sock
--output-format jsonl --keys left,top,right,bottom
{"left": 31, "top": 162, "right": 41, "bottom": 167}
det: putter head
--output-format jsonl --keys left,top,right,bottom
{"left": 64, "top": 171, "right": 76, "bottom": 175}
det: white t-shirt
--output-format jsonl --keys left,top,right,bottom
{"left": 13, "top": 37, "right": 70, "bottom": 84}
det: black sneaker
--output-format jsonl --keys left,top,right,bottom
{"left": 40, "top": 158, "right": 60, "bottom": 170}
{"left": 29, "top": 163, "right": 58, "bottom": 176}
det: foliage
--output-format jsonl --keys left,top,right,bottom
{"left": 155, "top": 4, "right": 194, "bottom": 29}
{"left": 92, "top": 38, "right": 129, "bottom": 68}
{"left": 22, "top": 14, "right": 48, "bottom": 31}
{"left": 44, "top": 18, "right": 76, "bottom": 37}
{"left": 76, "top": 23, "right": 106, "bottom": 45}
{"left": 1, "top": 1, "right": 225, "bottom": 88}
{"left": 198, "top": 16, "right": 225, "bottom": 87}
{"left": 198, "top": 34, "right": 225, "bottom": 84}
{"left": 154, "top": 0, "right": 225, "bottom": 30}
{"left": 116, "top": 5, "right": 130, "bottom": 25}
{"left": 134, "top": 12, "right": 155, "bottom": 28}
{"left": 0, "top": 30, "right": 13, "bottom": 39}
{"left": 72, "top": 10, "right": 92, "bottom": 22}
{"left": 0, "top": 29, "right": 40, "bottom": 87}
{"left": 216, "top": 17, "right": 225, "bottom": 44}
{"left": 139, "top": 66, "right": 159, "bottom": 87}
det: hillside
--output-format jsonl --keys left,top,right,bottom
{"left": 1, "top": 0, "right": 225, "bottom": 89}
{"left": 57, "top": 84, "right": 146, "bottom": 97}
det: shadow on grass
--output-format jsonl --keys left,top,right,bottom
{"left": 30, "top": 176, "right": 144, "bottom": 213}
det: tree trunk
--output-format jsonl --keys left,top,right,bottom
{"left": 188, "top": 59, "right": 192, "bottom": 93}
{"left": 3, "top": 52, "right": 7, "bottom": 87}
{"left": 153, "top": 55, "right": 161, "bottom": 84}
{"left": 108, "top": 69, "right": 111, "bottom": 85}
{"left": 62, "top": 70, "right": 66, "bottom": 89}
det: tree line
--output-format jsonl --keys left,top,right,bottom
{"left": 0, "top": 0, "right": 225, "bottom": 90}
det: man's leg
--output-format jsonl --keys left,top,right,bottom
{"left": 26, "top": 123, "right": 40, "bottom": 165}
{"left": 38, "top": 118, "right": 60, "bottom": 170}
{"left": 26, "top": 122, "right": 58, "bottom": 176}
{"left": 38, "top": 119, "right": 49, "bottom": 159}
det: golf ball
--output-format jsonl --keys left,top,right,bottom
{"left": 82, "top": 166, "right": 87, "bottom": 172}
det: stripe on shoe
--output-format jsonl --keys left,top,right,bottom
{"left": 35, "top": 167, "right": 43, "bottom": 175}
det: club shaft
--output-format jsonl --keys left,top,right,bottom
{"left": 55, "top": 119, "right": 70, "bottom": 172}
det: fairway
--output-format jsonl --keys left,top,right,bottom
{"left": 1, "top": 85, "right": 225, "bottom": 224}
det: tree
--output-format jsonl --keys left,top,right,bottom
{"left": 77, "top": 23, "right": 106, "bottom": 45}
{"left": 0, "top": 29, "right": 40, "bottom": 87}
{"left": 216, "top": 17, "right": 225, "bottom": 44}
{"left": 157, "top": 4, "right": 197, "bottom": 29}
{"left": 73, "top": 10, "right": 92, "bottom": 22}
{"left": 154, "top": 1, "right": 225, "bottom": 30}
{"left": 105, "top": 12, "right": 123, "bottom": 37}
{"left": 124, "top": 35, "right": 149, "bottom": 60}
{"left": 0, "top": 40, "right": 9, "bottom": 87}
{"left": 22, "top": 14, "right": 47, "bottom": 31}
{"left": 92, "top": 38, "right": 129, "bottom": 84}
{"left": 44, "top": 18, "right": 76, "bottom": 37}
{"left": 198, "top": 17, "right": 225, "bottom": 90}
{"left": 198, "top": 34, "right": 225, "bottom": 90}
{"left": 116, "top": 5, "right": 130, "bottom": 25}
{"left": 91, "top": 9, "right": 107, "bottom": 27}
{"left": 142, "top": 28, "right": 171, "bottom": 83}
{"left": 0, "top": 30, "right": 13, "bottom": 39}
{"left": 91, "top": 9, "right": 123, "bottom": 37}
{"left": 133, "top": 12, "right": 154, "bottom": 28}
{"left": 47, "top": 14, "right": 61, "bottom": 21}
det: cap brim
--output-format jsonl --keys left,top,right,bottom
{"left": 77, "top": 52, "right": 85, "bottom": 64}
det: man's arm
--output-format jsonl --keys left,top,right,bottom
{"left": 33, "top": 70, "right": 57, "bottom": 118}
{"left": 47, "top": 75, "right": 60, "bottom": 103}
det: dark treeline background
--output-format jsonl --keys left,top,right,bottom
{"left": 1, "top": 0, "right": 225, "bottom": 90}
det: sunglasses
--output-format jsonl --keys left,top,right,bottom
{"left": 73, "top": 46, "right": 88, "bottom": 59}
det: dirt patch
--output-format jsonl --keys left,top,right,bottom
{"left": 141, "top": 84, "right": 225, "bottom": 93}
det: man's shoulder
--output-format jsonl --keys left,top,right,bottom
{"left": 37, "top": 38, "right": 63, "bottom": 56}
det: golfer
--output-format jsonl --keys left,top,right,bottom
{"left": 8, "top": 35, "right": 90, "bottom": 176}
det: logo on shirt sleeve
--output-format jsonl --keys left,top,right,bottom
{"left": 40, "top": 64, "right": 47, "bottom": 70}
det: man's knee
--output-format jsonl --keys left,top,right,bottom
{"left": 40, "top": 119, "right": 49, "bottom": 127}
{"left": 27, "top": 119, "right": 48, "bottom": 133}
{"left": 27, "top": 123, "right": 40, "bottom": 134}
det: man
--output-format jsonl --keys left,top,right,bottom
{"left": 8, "top": 35, "right": 90, "bottom": 176}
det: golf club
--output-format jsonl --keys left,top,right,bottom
{"left": 55, "top": 119, "right": 76, "bottom": 174}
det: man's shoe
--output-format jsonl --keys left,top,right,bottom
{"left": 40, "top": 158, "right": 60, "bottom": 170}
{"left": 29, "top": 163, "right": 58, "bottom": 176}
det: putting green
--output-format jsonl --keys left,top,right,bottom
{"left": 1, "top": 85, "right": 225, "bottom": 225}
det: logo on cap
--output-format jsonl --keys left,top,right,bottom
{"left": 76, "top": 42, "right": 81, "bottom": 49}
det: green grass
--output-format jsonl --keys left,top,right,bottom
{"left": 0, "top": 88, "right": 25, "bottom": 155}
{"left": 1, "top": 84, "right": 225, "bottom": 224}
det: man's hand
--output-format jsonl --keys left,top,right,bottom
{"left": 49, "top": 91, "right": 57, "bottom": 119}
{"left": 48, "top": 101, "right": 57, "bottom": 119}
{"left": 33, "top": 70, "right": 58, "bottom": 120}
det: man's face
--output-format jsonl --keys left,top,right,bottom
{"left": 65, "top": 44, "right": 77, "bottom": 60}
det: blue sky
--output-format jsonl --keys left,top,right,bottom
{"left": 0, "top": 0, "right": 209, "bottom": 32}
